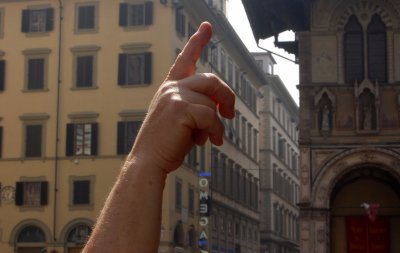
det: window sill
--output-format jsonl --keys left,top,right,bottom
{"left": 24, "top": 31, "right": 51, "bottom": 37}
{"left": 119, "top": 83, "right": 151, "bottom": 88}
{"left": 19, "top": 206, "right": 46, "bottom": 212}
{"left": 71, "top": 86, "right": 99, "bottom": 90}
{"left": 121, "top": 25, "right": 151, "bottom": 32}
{"left": 21, "top": 88, "right": 49, "bottom": 93}
{"left": 74, "top": 28, "right": 99, "bottom": 35}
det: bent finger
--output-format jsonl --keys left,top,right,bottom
{"left": 185, "top": 104, "right": 224, "bottom": 146}
{"left": 180, "top": 73, "right": 235, "bottom": 119}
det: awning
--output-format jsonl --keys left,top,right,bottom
{"left": 241, "top": 0, "right": 309, "bottom": 41}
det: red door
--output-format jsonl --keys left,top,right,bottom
{"left": 346, "top": 216, "right": 390, "bottom": 253}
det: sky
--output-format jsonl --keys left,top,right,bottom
{"left": 226, "top": 0, "right": 300, "bottom": 105}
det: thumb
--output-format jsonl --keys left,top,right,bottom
{"left": 166, "top": 22, "right": 212, "bottom": 81}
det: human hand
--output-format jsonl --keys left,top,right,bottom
{"left": 129, "top": 22, "right": 235, "bottom": 174}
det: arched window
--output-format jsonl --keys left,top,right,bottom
{"left": 16, "top": 226, "right": 46, "bottom": 253}
{"left": 344, "top": 15, "right": 364, "bottom": 83}
{"left": 67, "top": 224, "right": 92, "bottom": 244}
{"left": 367, "top": 14, "right": 387, "bottom": 83}
{"left": 17, "top": 226, "right": 45, "bottom": 243}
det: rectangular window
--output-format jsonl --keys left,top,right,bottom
{"left": 247, "top": 123, "right": 252, "bottom": 157}
{"left": 21, "top": 8, "right": 53, "bottom": 33}
{"left": 118, "top": 53, "right": 152, "bottom": 85}
{"left": 77, "top": 5, "right": 96, "bottom": 30}
{"left": 175, "top": 9, "right": 186, "bottom": 37}
{"left": 220, "top": 49, "right": 226, "bottom": 78}
{"left": 188, "top": 187, "right": 194, "bottom": 214}
{"left": 117, "top": 121, "right": 141, "bottom": 155}
{"left": 27, "top": 58, "right": 45, "bottom": 90}
{"left": 73, "top": 180, "right": 90, "bottom": 205}
{"left": 15, "top": 181, "right": 48, "bottom": 206}
{"left": 210, "top": 44, "right": 218, "bottom": 69}
{"left": 76, "top": 55, "right": 94, "bottom": 88}
{"left": 119, "top": 2, "right": 153, "bottom": 27}
{"left": 188, "top": 22, "right": 196, "bottom": 38}
{"left": 66, "top": 123, "right": 98, "bottom": 156}
{"left": 175, "top": 179, "right": 182, "bottom": 210}
{"left": 227, "top": 57, "right": 233, "bottom": 86}
{"left": 25, "top": 124, "right": 42, "bottom": 158}
{"left": 241, "top": 117, "right": 246, "bottom": 152}
{"left": 253, "top": 129, "right": 258, "bottom": 160}
{"left": 0, "top": 60, "right": 5, "bottom": 91}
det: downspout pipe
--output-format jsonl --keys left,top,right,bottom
{"left": 53, "top": 0, "right": 63, "bottom": 243}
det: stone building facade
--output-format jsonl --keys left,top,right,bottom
{"left": 256, "top": 52, "right": 300, "bottom": 253}
{"left": 243, "top": 0, "right": 400, "bottom": 252}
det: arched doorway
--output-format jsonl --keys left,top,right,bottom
{"left": 65, "top": 223, "right": 92, "bottom": 253}
{"left": 330, "top": 167, "right": 400, "bottom": 253}
{"left": 15, "top": 225, "right": 46, "bottom": 253}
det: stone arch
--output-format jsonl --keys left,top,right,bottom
{"left": 312, "top": 147, "right": 400, "bottom": 208}
{"left": 330, "top": 0, "right": 400, "bottom": 30}
{"left": 9, "top": 219, "right": 52, "bottom": 244}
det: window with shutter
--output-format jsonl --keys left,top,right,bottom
{"left": 76, "top": 55, "right": 94, "bottom": 87}
{"left": 27, "top": 58, "right": 45, "bottom": 90}
{"left": 21, "top": 8, "right": 54, "bottom": 33}
{"left": 175, "top": 9, "right": 186, "bottom": 37}
{"left": 117, "top": 120, "right": 142, "bottom": 155}
{"left": 66, "top": 123, "right": 98, "bottom": 156}
{"left": 77, "top": 5, "right": 96, "bottom": 30}
{"left": 15, "top": 181, "right": 48, "bottom": 207}
{"left": 25, "top": 124, "right": 42, "bottom": 158}
{"left": 118, "top": 52, "right": 152, "bottom": 86}
{"left": 73, "top": 180, "right": 90, "bottom": 205}
{"left": 119, "top": 2, "right": 153, "bottom": 27}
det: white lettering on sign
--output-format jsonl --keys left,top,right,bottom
{"left": 200, "top": 217, "right": 209, "bottom": 226}
{"left": 200, "top": 203, "right": 208, "bottom": 214}
{"left": 199, "top": 230, "right": 208, "bottom": 240}
{"left": 198, "top": 172, "right": 211, "bottom": 249}
{"left": 199, "top": 178, "right": 209, "bottom": 187}
{"left": 199, "top": 190, "right": 208, "bottom": 200}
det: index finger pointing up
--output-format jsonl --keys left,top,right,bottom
{"left": 166, "top": 22, "right": 212, "bottom": 81}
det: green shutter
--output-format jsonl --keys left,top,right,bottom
{"left": 117, "top": 122, "right": 126, "bottom": 155}
{"left": 144, "top": 53, "right": 152, "bottom": 84}
{"left": 118, "top": 54, "right": 127, "bottom": 85}
{"left": 66, "top": 124, "right": 75, "bottom": 156}
{"left": 15, "top": 182, "right": 24, "bottom": 206}
{"left": 46, "top": 8, "right": 54, "bottom": 31}
{"left": 119, "top": 3, "right": 128, "bottom": 27}
{"left": 0, "top": 60, "right": 5, "bottom": 91}
{"left": 91, "top": 123, "right": 98, "bottom": 156}
{"left": 21, "top": 9, "right": 30, "bottom": 32}
{"left": 145, "top": 2, "right": 153, "bottom": 25}
{"left": 40, "top": 181, "right": 48, "bottom": 205}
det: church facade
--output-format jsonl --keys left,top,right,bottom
{"left": 243, "top": 0, "right": 400, "bottom": 252}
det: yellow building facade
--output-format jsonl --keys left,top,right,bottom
{"left": 0, "top": 1, "right": 266, "bottom": 253}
